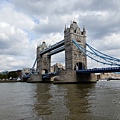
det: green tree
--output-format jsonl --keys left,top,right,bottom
{"left": 0, "top": 74, "right": 3, "bottom": 79}
{"left": 8, "top": 71, "right": 18, "bottom": 79}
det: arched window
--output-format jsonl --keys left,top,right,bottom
{"left": 74, "top": 62, "right": 85, "bottom": 70}
{"left": 74, "top": 29, "right": 76, "bottom": 33}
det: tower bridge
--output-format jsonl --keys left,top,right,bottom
{"left": 28, "top": 21, "right": 120, "bottom": 83}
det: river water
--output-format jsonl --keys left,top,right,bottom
{"left": 0, "top": 81, "right": 120, "bottom": 120}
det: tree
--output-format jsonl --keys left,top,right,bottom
{"left": 0, "top": 74, "right": 3, "bottom": 79}
{"left": 8, "top": 71, "right": 17, "bottom": 79}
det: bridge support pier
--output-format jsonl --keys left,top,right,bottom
{"left": 76, "top": 72, "right": 97, "bottom": 83}
{"left": 27, "top": 74, "right": 42, "bottom": 83}
{"left": 54, "top": 70, "right": 97, "bottom": 83}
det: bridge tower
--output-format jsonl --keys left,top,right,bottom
{"left": 64, "top": 20, "right": 87, "bottom": 70}
{"left": 57, "top": 20, "right": 96, "bottom": 83}
{"left": 36, "top": 42, "right": 51, "bottom": 74}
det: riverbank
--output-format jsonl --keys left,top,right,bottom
{"left": 0, "top": 81, "right": 26, "bottom": 83}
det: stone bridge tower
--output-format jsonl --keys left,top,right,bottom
{"left": 64, "top": 20, "right": 87, "bottom": 70}
{"left": 36, "top": 42, "right": 51, "bottom": 74}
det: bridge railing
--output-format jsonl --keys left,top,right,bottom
{"left": 76, "top": 67, "right": 120, "bottom": 73}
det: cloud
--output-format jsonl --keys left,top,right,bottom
{"left": 78, "top": 11, "right": 120, "bottom": 40}
{"left": 0, "top": 0, "right": 120, "bottom": 71}
{"left": 0, "top": 22, "right": 30, "bottom": 55}
{"left": 0, "top": 3, "right": 35, "bottom": 29}
{"left": 51, "top": 52, "right": 65, "bottom": 65}
{"left": 91, "top": 32, "right": 120, "bottom": 52}
{"left": 89, "top": 0, "right": 120, "bottom": 11}
{"left": 33, "top": 19, "right": 63, "bottom": 34}
{"left": 0, "top": 2, "right": 36, "bottom": 71}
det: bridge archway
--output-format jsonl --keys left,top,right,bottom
{"left": 74, "top": 62, "right": 85, "bottom": 70}
{"left": 42, "top": 69, "right": 48, "bottom": 74}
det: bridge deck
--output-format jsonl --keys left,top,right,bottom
{"left": 76, "top": 67, "right": 120, "bottom": 73}
{"left": 42, "top": 72, "right": 58, "bottom": 79}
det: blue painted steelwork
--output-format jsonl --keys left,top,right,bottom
{"left": 86, "top": 43, "right": 120, "bottom": 62}
{"left": 40, "top": 40, "right": 64, "bottom": 55}
{"left": 48, "top": 46, "right": 65, "bottom": 56}
{"left": 22, "top": 58, "right": 37, "bottom": 79}
{"left": 42, "top": 71, "right": 58, "bottom": 79}
{"left": 72, "top": 40, "right": 120, "bottom": 66}
{"left": 76, "top": 67, "right": 120, "bottom": 73}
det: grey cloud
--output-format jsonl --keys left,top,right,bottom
{"left": 10, "top": 0, "right": 120, "bottom": 37}
{"left": 0, "top": 33, "right": 29, "bottom": 56}
{"left": 1, "top": 0, "right": 120, "bottom": 71}
{"left": 0, "top": 39, "right": 10, "bottom": 49}
{"left": 78, "top": 11, "right": 120, "bottom": 40}
{"left": 51, "top": 51, "right": 65, "bottom": 65}
{"left": 33, "top": 17, "right": 65, "bottom": 34}
{"left": 11, "top": 0, "right": 57, "bottom": 16}
{"left": 11, "top": 0, "right": 90, "bottom": 17}
{"left": 89, "top": 0, "right": 120, "bottom": 11}
{"left": 6, "top": 0, "right": 120, "bottom": 45}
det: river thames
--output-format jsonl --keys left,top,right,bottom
{"left": 0, "top": 81, "right": 120, "bottom": 120}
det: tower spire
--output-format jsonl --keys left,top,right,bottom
{"left": 65, "top": 24, "right": 66, "bottom": 30}
{"left": 83, "top": 25, "right": 86, "bottom": 31}
{"left": 73, "top": 18, "right": 76, "bottom": 23}
{"left": 64, "top": 24, "right": 67, "bottom": 32}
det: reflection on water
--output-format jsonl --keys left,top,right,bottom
{"left": 34, "top": 84, "right": 69, "bottom": 120}
{"left": 65, "top": 84, "right": 95, "bottom": 120}
{"left": 0, "top": 81, "right": 120, "bottom": 120}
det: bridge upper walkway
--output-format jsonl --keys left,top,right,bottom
{"left": 40, "top": 40, "right": 64, "bottom": 55}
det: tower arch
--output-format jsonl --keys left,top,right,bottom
{"left": 74, "top": 62, "right": 85, "bottom": 70}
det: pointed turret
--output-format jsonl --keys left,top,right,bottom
{"left": 64, "top": 24, "right": 67, "bottom": 33}
{"left": 83, "top": 25, "right": 86, "bottom": 36}
{"left": 83, "top": 25, "right": 86, "bottom": 31}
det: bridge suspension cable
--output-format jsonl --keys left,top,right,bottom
{"left": 72, "top": 40, "right": 120, "bottom": 66}
{"left": 28, "top": 58, "right": 37, "bottom": 75}
{"left": 22, "top": 58, "right": 37, "bottom": 79}
{"left": 86, "top": 43, "right": 120, "bottom": 62}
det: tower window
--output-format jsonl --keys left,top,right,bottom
{"left": 74, "top": 29, "right": 76, "bottom": 33}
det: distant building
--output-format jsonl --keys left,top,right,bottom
{"left": 97, "top": 72, "right": 120, "bottom": 80}
{"left": 22, "top": 68, "right": 31, "bottom": 78}
{"left": 51, "top": 63, "right": 65, "bottom": 72}
{"left": 16, "top": 70, "right": 22, "bottom": 78}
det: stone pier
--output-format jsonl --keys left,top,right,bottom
{"left": 54, "top": 70, "right": 97, "bottom": 83}
{"left": 27, "top": 74, "right": 42, "bottom": 83}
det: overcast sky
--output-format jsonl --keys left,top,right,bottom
{"left": 0, "top": 0, "right": 120, "bottom": 72}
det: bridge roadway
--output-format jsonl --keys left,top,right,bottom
{"left": 76, "top": 67, "right": 120, "bottom": 73}
{"left": 42, "top": 67, "right": 120, "bottom": 79}
{"left": 42, "top": 72, "right": 58, "bottom": 79}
